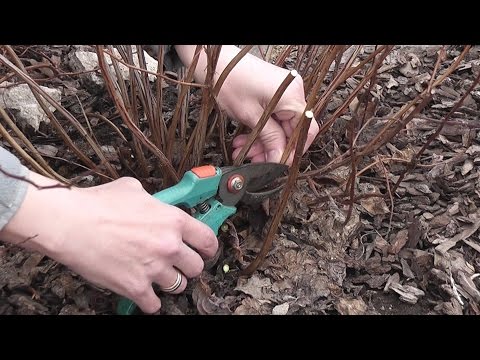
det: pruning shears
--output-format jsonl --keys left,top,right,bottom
{"left": 116, "top": 162, "right": 288, "bottom": 315}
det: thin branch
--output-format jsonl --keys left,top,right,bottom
{"left": 378, "top": 157, "right": 394, "bottom": 239}
{"left": 0, "top": 166, "right": 70, "bottom": 190}
{"left": 0, "top": 106, "right": 66, "bottom": 182}
{"left": 0, "top": 48, "right": 117, "bottom": 179}
{"left": 212, "top": 45, "right": 253, "bottom": 97}
{"left": 95, "top": 45, "right": 178, "bottom": 183}
{"left": 242, "top": 110, "right": 314, "bottom": 275}
{"left": 85, "top": 112, "right": 127, "bottom": 142}
{"left": 166, "top": 45, "right": 202, "bottom": 164}
{"left": 234, "top": 70, "right": 298, "bottom": 166}
{"left": 103, "top": 48, "right": 207, "bottom": 88}
{"left": 391, "top": 53, "right": 480, "bottom": 195}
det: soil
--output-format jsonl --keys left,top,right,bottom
{"left": 1, "top": 45, "right": 480, "bottom": 315}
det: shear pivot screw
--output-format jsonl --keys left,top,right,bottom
{"left": 228, "top": 175, "right": 244, "bottom": 193}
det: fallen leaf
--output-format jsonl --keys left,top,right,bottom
{"left": 414, "top": 183, "right": 432, "bottom": 194}
{"left": 423, "top": 212, "right": 434, "bottom": 220}
{"left": 387, "top": 75, "right": 399, "bottom": 89}
{"left": 21, "top": 253, "right": 44, "bottom": 278}
{"left": 463, "top": 239, "right": 480, "bottom": 253}
{"left": 461, "top": 159, "right": 474, "bottom": 176}
{"left": 374, "top": 235, "right": 390, "bottom": 255}
{"left": 234, "top": 274, "right": 272, "bottom": 300}
{"left": 389, "top": 229, "right": 409, "bottom": 254}
{"left": 360, "top": 196, "right": 390, "bottom": 216}
{"left": 35, "top": 144, "right": 58, "bottom": 157}
{"left": 234, "top": 297, "right": 271, "bottom": 315}
{"left": 384, "top": 272, "right": 400, "bottom": 292}
{"left": 272, "top": 302, "right": 289, "bottom": 315}
{"left": 429, "top": 212, "right": 451, "bottom": 229}
{"left": 436, "top": 211, "right": 480, "bottom": 254}
{"left": 336, "top": 298, "right": 368, "bottom": 315}
{"left": 389, "top": 283, "right": 425, "bottom": 304}
{"left": 400, "top": 258, "right": 415, "bottom": 279}
{"left": 457, "top": 271, "right": 480, "bottom": 303}
{"left": 466, "top": 144, "right": 480, "bottom": 156}
{"left": 448, "top": 202, "right": 460, "bottom": 215}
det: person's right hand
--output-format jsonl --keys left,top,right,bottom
{"left": 0, "top": 172, "right": 218, "bottom": 314}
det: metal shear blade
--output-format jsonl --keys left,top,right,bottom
{"left": 217, "top": 163, "right": 288, "bottom": 207}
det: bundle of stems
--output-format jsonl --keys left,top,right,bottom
{"left": 0, "top": 44, "right": 475, "bottom": 273}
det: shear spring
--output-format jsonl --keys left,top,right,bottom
{"left": 198, "top": 201, "right": 210, "bottom": 214}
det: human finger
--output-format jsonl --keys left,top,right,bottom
{"left": 172, "top": 243, "right": 205, "bottom": 278}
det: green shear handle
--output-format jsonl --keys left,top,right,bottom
{"left": 116, "top": 165, "right": 236, "bottom": 315}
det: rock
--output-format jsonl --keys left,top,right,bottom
{"left": 68, "top": 47, "right": 161, "bottom": 92}
{"left": 68, "top": 50, "right": 104, "bottom": 90}
{"left": 0, "top": 82, "right": 62, "bottom": 131}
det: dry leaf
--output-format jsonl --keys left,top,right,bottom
{"left": 436, "top": 211, "right": 480, "bottom": 254}
{"left": 389, "top": 283, "right": 425, "bottom": 304}
{"left": 35, "top": 144, "right": 58, "bottom": 157}
{"left": 360, "top": 196, "right": 390, "bottom": 216}
{"left": 461, "top": 159, "right": 474, "bottom": 176}
{"left": 387, "top": 75, "right": 399, "bottom": 89}
{"left": 466, "top": 144, "right": 480, "bottom": 156}
{"left": 234, "top": 297, "right": 270, "bottom": 315}
{"left": 400, "top": 258, "right": 415, "bottom": 279}
{"left": 335, "top": 298, "right": 367, "bottom": 315}
{"left": 234, "top": 274, "right": 272, "bottom": 300}
{"left": 389, "top": 229, "right": 409, "bottom": 254}
{"left": 272, "top": 302, "right": 289, "bottom": 315}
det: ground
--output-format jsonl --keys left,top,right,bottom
{"left": 0, "top": 45, "right": 479, "bottom": 315}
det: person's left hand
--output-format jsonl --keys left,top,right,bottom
{"left": 214, "top": 49, "right": 320, "bottom": 165}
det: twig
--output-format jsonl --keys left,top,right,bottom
{"left": 274, "top": 46, "right": 295, "bottom": 67}
{"left": 192, "top": 46, "right": 222, "bottom": 167}
{"left": 242, "top": 110, "right": 314, "bottom": 275}
{"left": 0, "top": 48, "right": 117, "bottom": 179}
{"left": 0, "top": 166, "right": 70, "bottom": 190}
{"left": 40, "top": 154, "right": 115, "bottom": 182}
{"left": 378, "top": 156, "right": 394, "bottom": 239}
{"left": 102, "top": 48, "right": 207, "bottom": 88}
{"left": 234, "top": 70, "right": 298, "bottom": 166}
{"left": 217, "top": 111, "right": 229, "bottom": 164}
{"left": 315, "top": 46, "right": 393, "bottom": 140}
{"left": 153, "top": 45, "right": 167, "bottom": 150}
{"left": 166, "top": 45, "right": 202, "bottom": 164}
{"left": 343, "top": 106, "right": 358, "bottom": 226}
{"left": 95, "top": 45, "right": 178, "bottom": 183}
{"left": 390, "top": 46, "right": 478, "bottom": 195}
{"left": 15, "top": 234, "right": 39, "bottom": 247}
{"left": 212, "top": 45, "right": 253, "bottom": 97}
{"left": 0, "top": 106, "right": 66, "bottom": 182}
{"left": 85, "top": 112, "right": 127, "bottom": 142}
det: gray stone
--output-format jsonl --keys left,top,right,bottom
{"left": 0, "top": 82, "right": 62, "bottom": 131}
{"left": 68, "top": 47, "right": 159, "bottom": 91}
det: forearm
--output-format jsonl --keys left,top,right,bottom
{"left": 0, "top": 147, "right": 29, "bottom": 229}
{"left": 0, "top": 168, "right": 73, "bottom": 258}
{"left": 174, "top": 45, "right": 243, "bottom": 84}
